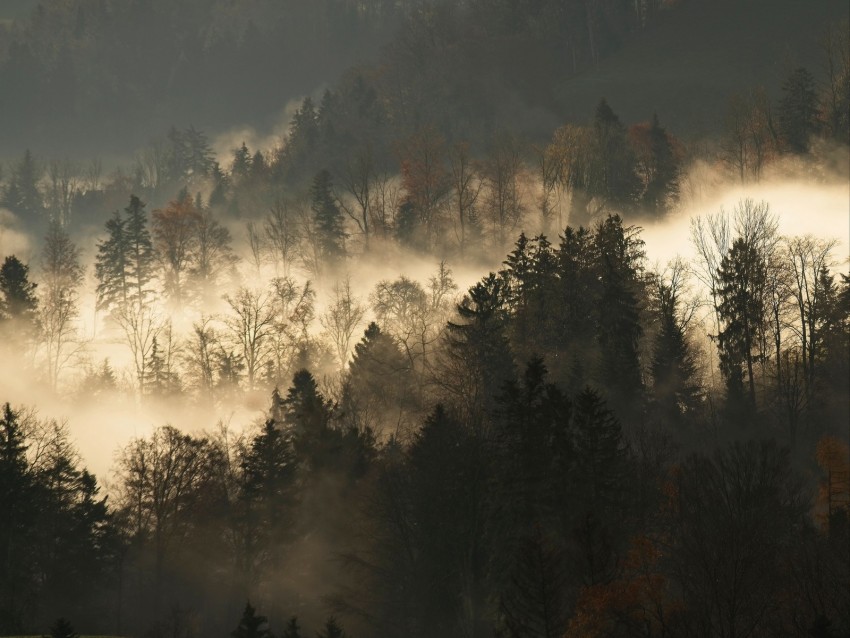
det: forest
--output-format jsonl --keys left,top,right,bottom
{"left": 0, "top": 1, "right": 849, "bottom": 637}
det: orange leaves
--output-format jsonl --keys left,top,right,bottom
{"left": 566, "top": 534, "right": 674, "bottom": 638}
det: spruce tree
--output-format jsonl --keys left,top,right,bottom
{"left": 778, "top": 66, "right": 819, "bottom": 154}
{"left": 311, "top": 169, "right": 346, "bottom": 270}
{"left": 94, "top": 209, "right": 130, "bottom": 313}
{"left": 0, "top": 255, "right": 38, "bottom": 326}
{"left": 124, "top": 194, "right": 155, "bottom": 307}
{"left": 49, "top": 617, "right": 79, "bottom": 638}
{"left": 231, "top": 602, "right": 272, "bottom": 638}
{"left": 317, "top": 617, "right": 346, "bottom": 638}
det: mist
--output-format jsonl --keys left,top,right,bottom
{"left": 0, "top": 1, "right": 848, "bottom": 637}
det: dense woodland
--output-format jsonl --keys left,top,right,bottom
{"left": 0, "top": 1, "right": 849, "bottom": 637}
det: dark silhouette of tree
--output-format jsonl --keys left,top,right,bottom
{"left": 311, "top": 169, "right": 347, "bottom": 271}
{"left": 498, "top": 525, "right": 570, "bottom": 638}
{"left": 152, "top": 193, "right": 202, "bottom": 307}
{"left": 630, "top": 113, "right": 681, "bottom": 214}
{"left": 280, "top": 617, "right": 302, "bottom": 638}
{"left": 1, "top": 149, "right": 44, "bottom": 223}
{"left": 651, "top": 265, "right": 701, "bottom": 430}
{"left": 593, "top": 215, "right": 645, "bottom": 413}
{"left": 778, "top": 66, "right": 819, "bottom": 153}
{"left": 587, "top": 99, "right": 640, "bottom": 213}
{"left": 317, "top": 616, "right": 347, "bottom": 638}
{"left": 0, "top": 403, "right": 35, "bottom": 633}
{"left": 0, "top": 255, "right": 38, "bottom": 332}
{"left": 49, "top": 617, "right": 79, "bottom": 638}
{"left": 231, "top": 602, "right": 272, "bottom": 638}
{"left": 717, "top": 237, "right": 767, "bottom": 409}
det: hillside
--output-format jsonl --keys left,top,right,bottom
{"left": 552, "top": 0, "right": 850, "bottom": 138}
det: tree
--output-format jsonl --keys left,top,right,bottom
{"left": 311, "top": 169, "right": 347, "bottom": 272}
{"left": 666, "top": 441, "right": 807, "bottom": 638}
{"left": 95, "top": 210, "right": 130, "bottom": 314}
{"left": 449, "top": 141, "right": 483, "bottom": 256}
{"left": 587, "top": 99, "right": 640, "bottom": 213}
{"left": 49, "top": 617, "right": 79, "bottom": 638}
{"left": 192, "top": 205, "right": 236, "bottom": 302}
{"left": 231, "top": 602, "right": 272, "bottom": 638}
{"left": 0, "top": 255, "right": 38, "bottom": 336}
{"left": 651, "top": 260, "right": 701, "bottom": 429}
{"left": 344, "top": 322, "right": 416, "bottom": 438}
{"left": 397, "top": 127, "right": 450, "bottom": 251}
{"left": 95, "top": 195, "right": 156, "bottom": 317}
{"left": 152, "top": 194, "right": 202, "bottom": 308}
{"left": 224, "top": 287, "right": 278, "bottom": 391}
{"left": 778, "top": 66, "right": 819, "bottom": 153}
{"left": 317, "top": 617, "right": 347, "bottom": 638}
{"left": 482, "top": 133, "right": 526, "bottom": 247}
{"left": 280, "top": 617, "right": 302, "bottom": 638}
{"left": 717, "top": 237, "right": 767, "bottom": 408}
{"left": 593, "top": 215, "right": 645, "bottom": 412}
{"left": 0, "top": 403, "right": 35, "bottom": 632}
{"left": 114, "top": 426, "right": 218, "bottom": 615}
{"left": 1, "top": 149, "right": 44, "bottom": 222}
{"left": 629, "top": 113, "right": 680, "bottom": 214}
{"left": 39, "top": 222, "right": 84, "bottom": 390}
{"left": 499, "top": 526, "right": 570, "bottom": 638}
{"left": 321, "top": 276, "right": 367, "bottom": 369}
{"left": 265, "top": 198, "right": 300, "bottom": 277}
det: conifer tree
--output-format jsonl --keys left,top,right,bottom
{"left": 95, "top": 210, "right": 129, "bottom": 313}
{"left": 231, "top": 602, "right": 272, "bottom": 638}
{"left": 311, "top": 169, "right": 346, "bottom": 270}
{"left": 49, "top": 617, "right": 79, "bottom": 638}
{"left": 778, "top": 66, "right": 818, "bottom": 153}
{"left": 0, "top": 255, "right": 38, "bottom": 328}
{"left": 317, "top": 616, "right": 346, "bottom": 638}
{"left": 280, "top": 617, "right": 302, "bottom": 638}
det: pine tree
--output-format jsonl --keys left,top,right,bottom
{"left": 651, "top": 280, "right": 701, "bottom": 429}
{"left": 717, "top": 238, "right": 766, "bottom": 409}
{"left": 317, "top": 617, "right": 347, "bottom": 638}
{"left": 589, "top": 99, "right": 640, "bottom": 210}
{"left": 641, "top": 113, "right": 680, "bottom": 214}
{"left": 231, "top": 602, "right": 273, "bottom": 638}
{"left": 0, "top": 403, "right": 36, "bottom": 631}
{"left": 1, "top": 149, "right": 44, "bottom": 221}
{"left": 311, "top": 169, "right": 346, "bottom": 270}
{"left": 94, "top": 209, "right": 130, "bottom": 313}
{"left": 232, "top": 142, "right": 252, "bottom": 180}
{"left": 280, "top": 617, "right": 302, "bottom": 638}
{"left": 49, "top": 617, "right": 79, "bottom": 638}
{"left": 593, "top": 216, "right": 645, "bottom": 412}
{"left": 778, "top": 66, "right": 819, "bottom": 154}
{"left": 124, "top": 195, "right": 155, "bottom": 307}
{"left": 0, "top": 255, "right": 38, "bottom": 327}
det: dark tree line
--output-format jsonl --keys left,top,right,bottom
{"left": 1, "top": 211, "right": 848, "bottom": 636}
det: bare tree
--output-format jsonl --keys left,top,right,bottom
{"left": 192, "top": 207, "right": 237, "bottom": 302}
{"left": 372, "top": 170, "right": 402, "bottom": 239}
{"left": 321, "top": 276, "right": 367, "bottom": 369}
{"left": 786, "top": 235, "right": 837, "bottom": 402}
{"left": 152, "top": 195, "right": 201, "bottom": 308}
{"left": 46, "top": 159, "right": 79, "bottom": 227}
{"left": 338, "top": 146, "right": 376, "bottom": 250}
{"left": 82, "top": 157, "right": 102, "bottom": 193}
{"left": 114, "top": 426, "right": 219, "bottom": 614}
{"left": 115, "top": 302, "right": 164, "bottom": 398}
{"left": 264, "top": 198, "right": 300, "bottom": 277}
{"left": 245, "top": 221, "right": 264, "bottom": 275}
{"left": 39, "top": 222, "right": 85, "bottom": 391}
{"left": 184, "top": 315, "right": 219, "bottom": 400}
{"left": 223, "top": 287, "right": 278, "bottom": 391}
{"left": 449, "top": 142, "right": 482, "bottom": 256}
{"left": 482, "top": 134, "right": 526, "bottom": 247}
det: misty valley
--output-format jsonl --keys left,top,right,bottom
{"left": 0, "top": 1, "right": 848, "bottom": 638}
